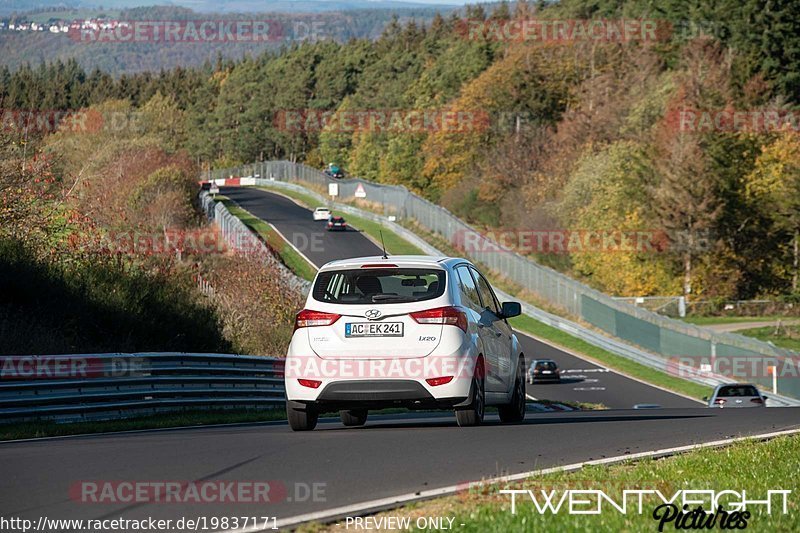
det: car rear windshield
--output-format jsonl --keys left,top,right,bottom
{"left": 718, "top": 385, "right": 759, "bottom": 397}
{"left": 535, "top": 361, "right": 557, "bottom": 370}
{"left": 313, "top": 268, "right": 446, "bottom": 304}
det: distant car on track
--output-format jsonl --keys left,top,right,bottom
{"left": 324, "top": 163, "right": 344, "bottom": 179}
{"left": 313, "top": 207, "right": 331, "bottom": 221}
{"left": 285, "top": 255, "right": 526, "bottom": 430}
{"left": 326, "top": 216, "right": 347, "bottom": 231}
{"left": 705, "top": 383, "right": 767, "bottom": 408}
{"left": 528, "top": 359, "right": 560, "bottom": 383}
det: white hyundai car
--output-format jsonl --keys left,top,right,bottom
{"left": 312, "top": 207, "right": 331, "bottom": 221}
{"left": 284, "top": 255, "right": 526, "bottom": 430}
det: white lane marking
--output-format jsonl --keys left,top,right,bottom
{"left": 514, "top": 330, "right": 706, "bottom": 405}
{"left": 261, "top": 218, "right": 320, "bottom": 270}
{"left": 563, "top": 369, "right": 610, "bottom": 373}
{"left": 582, "top": 379, "right": 600, "bottom": 383}
{"left": 224, "top": 427, "right": 800, "bottom": 532}
{"left": 573, "top": 387, "right": 606, "bottom": 391}
{"left": 525, "top": 394, "right": 539, "bottom": 401}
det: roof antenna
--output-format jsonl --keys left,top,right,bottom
{"left": 379, "top": 230, "right": 389, "bottom": 259}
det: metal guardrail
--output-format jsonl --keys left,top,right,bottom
{"left": 0, "top": 353, "right": 285, "bottom": 423}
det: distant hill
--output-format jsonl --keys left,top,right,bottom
{"left": 0, "top": 4, "right": 459, "bottom": 73}
{"left": 1, "top": 0, "right": 463, "bottom": 16}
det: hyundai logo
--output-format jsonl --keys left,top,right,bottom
{"left": 364, "top": 309, "right": 382, "bottom": 320}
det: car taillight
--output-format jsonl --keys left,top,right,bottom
{"left": 298, "top": 379, "right": 322, "bottom": 389}
{"left": 750, "top": 397, "right": 764, "bottom": 404}
{"left": 294, "top": 309, "right": 341, "bottom": 331}
{"left": 426, "top": 376, "right": 454, "bottom": 386}
{"left": 410, "top": 306, "right": 468, "bottom": 333}
{"left": 714, "top": 398, "right": 726, "bottom": 405}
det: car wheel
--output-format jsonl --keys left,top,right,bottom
{"left": 455, "top": 362, "right": 485, "bottom": 427}
{"left": 498, "top": 358, "right": 526, "bottom": 423}
{"left": 287, "top": 400, "right": 318, "bottom": 431}
{"left": 340, "top": 409, "right": 368, "bottom": 427}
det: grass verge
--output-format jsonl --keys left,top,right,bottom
{"left": 738, "top": 325, "right": 800, "bottom": 352}
{"left": 509, "top": 314, "right": 711, "bottom": 401}
{"left": 216, "top": 195, "right": 317, "bottom": 281}
{"left": 305, "top": 434, "right": 800, "bottom": 532}
{"left": 0, "top": 408, "right": 285, "bottom": 441}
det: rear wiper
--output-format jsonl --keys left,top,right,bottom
{"left": 371, "top": 294, "right": 415, "bottom": 302}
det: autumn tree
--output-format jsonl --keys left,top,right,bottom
{"left": 745, "top": 131, "right": 800, "bottom": 293}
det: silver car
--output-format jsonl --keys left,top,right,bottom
{"left": 705, "top": 383, "right": 767, "bottom": 408}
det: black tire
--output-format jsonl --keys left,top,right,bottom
{"left": 287, "top": 401, "right": 318, "bottom": 431}
{"left": 455, "top": 361, "right": 485, "bottom": 427}
{"left": 340, "top": 409, "right": 368, "bottom": 427}
{"left": 499, "top": 357, "right": 526, "bottom": 423}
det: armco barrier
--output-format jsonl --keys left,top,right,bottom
{"left": 199, "top": 190, "right": 311, "bottom": 295}
{"left": 0, "top": 353, "right": 285, "bottom": 423}
{"left": 207, "top": 161, "right": 800, "bottom": 403}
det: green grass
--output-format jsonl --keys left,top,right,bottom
{"left": 350, "top": 434, "right": 800, "bottom": 533}
{"left": 682, "top": 315, "right": 789, "bottom": 326}
{"left": 737, "top": 325, "right": 800, "bottom": 352}
{"left": 217, "top": 196, "right": 317, "bottom": 281}
{"left": 509, "top": 314, "right": 711, "bottom": 401}
{"left": 339, "top": 211, "right": 425, "bottom": 255}
{"left": 0, "top": 408, "right": 285, "bottom": 441}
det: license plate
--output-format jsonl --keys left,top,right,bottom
{"left": 345, "top": 322, "right": 404, "bottom": 337}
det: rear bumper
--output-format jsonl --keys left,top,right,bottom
{"left": 289, "top": 379, "right": 469, "bottom": 410}
{"left": 530, "top": 373, "right": 560, "bottom": 382}
{"left": 285, "top": 323, "right": 478, "bottom": 404}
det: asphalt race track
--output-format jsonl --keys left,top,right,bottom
{"left": 220, "top": 186, "right": 383, "bottom": 266}
{"left": 2, "top": 409, "right": 799, "bottom": 526}
{"left": 221, "top": 185, "right": 698, "bottom": 410}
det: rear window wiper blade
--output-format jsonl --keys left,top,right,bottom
{"left": 371, "top": 294, "right": 415, "bottom": 302}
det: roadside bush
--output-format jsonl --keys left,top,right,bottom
{"left": 0, "top": 238, "right": 229, "bottom": 355}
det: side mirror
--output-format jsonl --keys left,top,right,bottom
{"left": 500, "top": 301, "right": 521, "bottom": 319}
